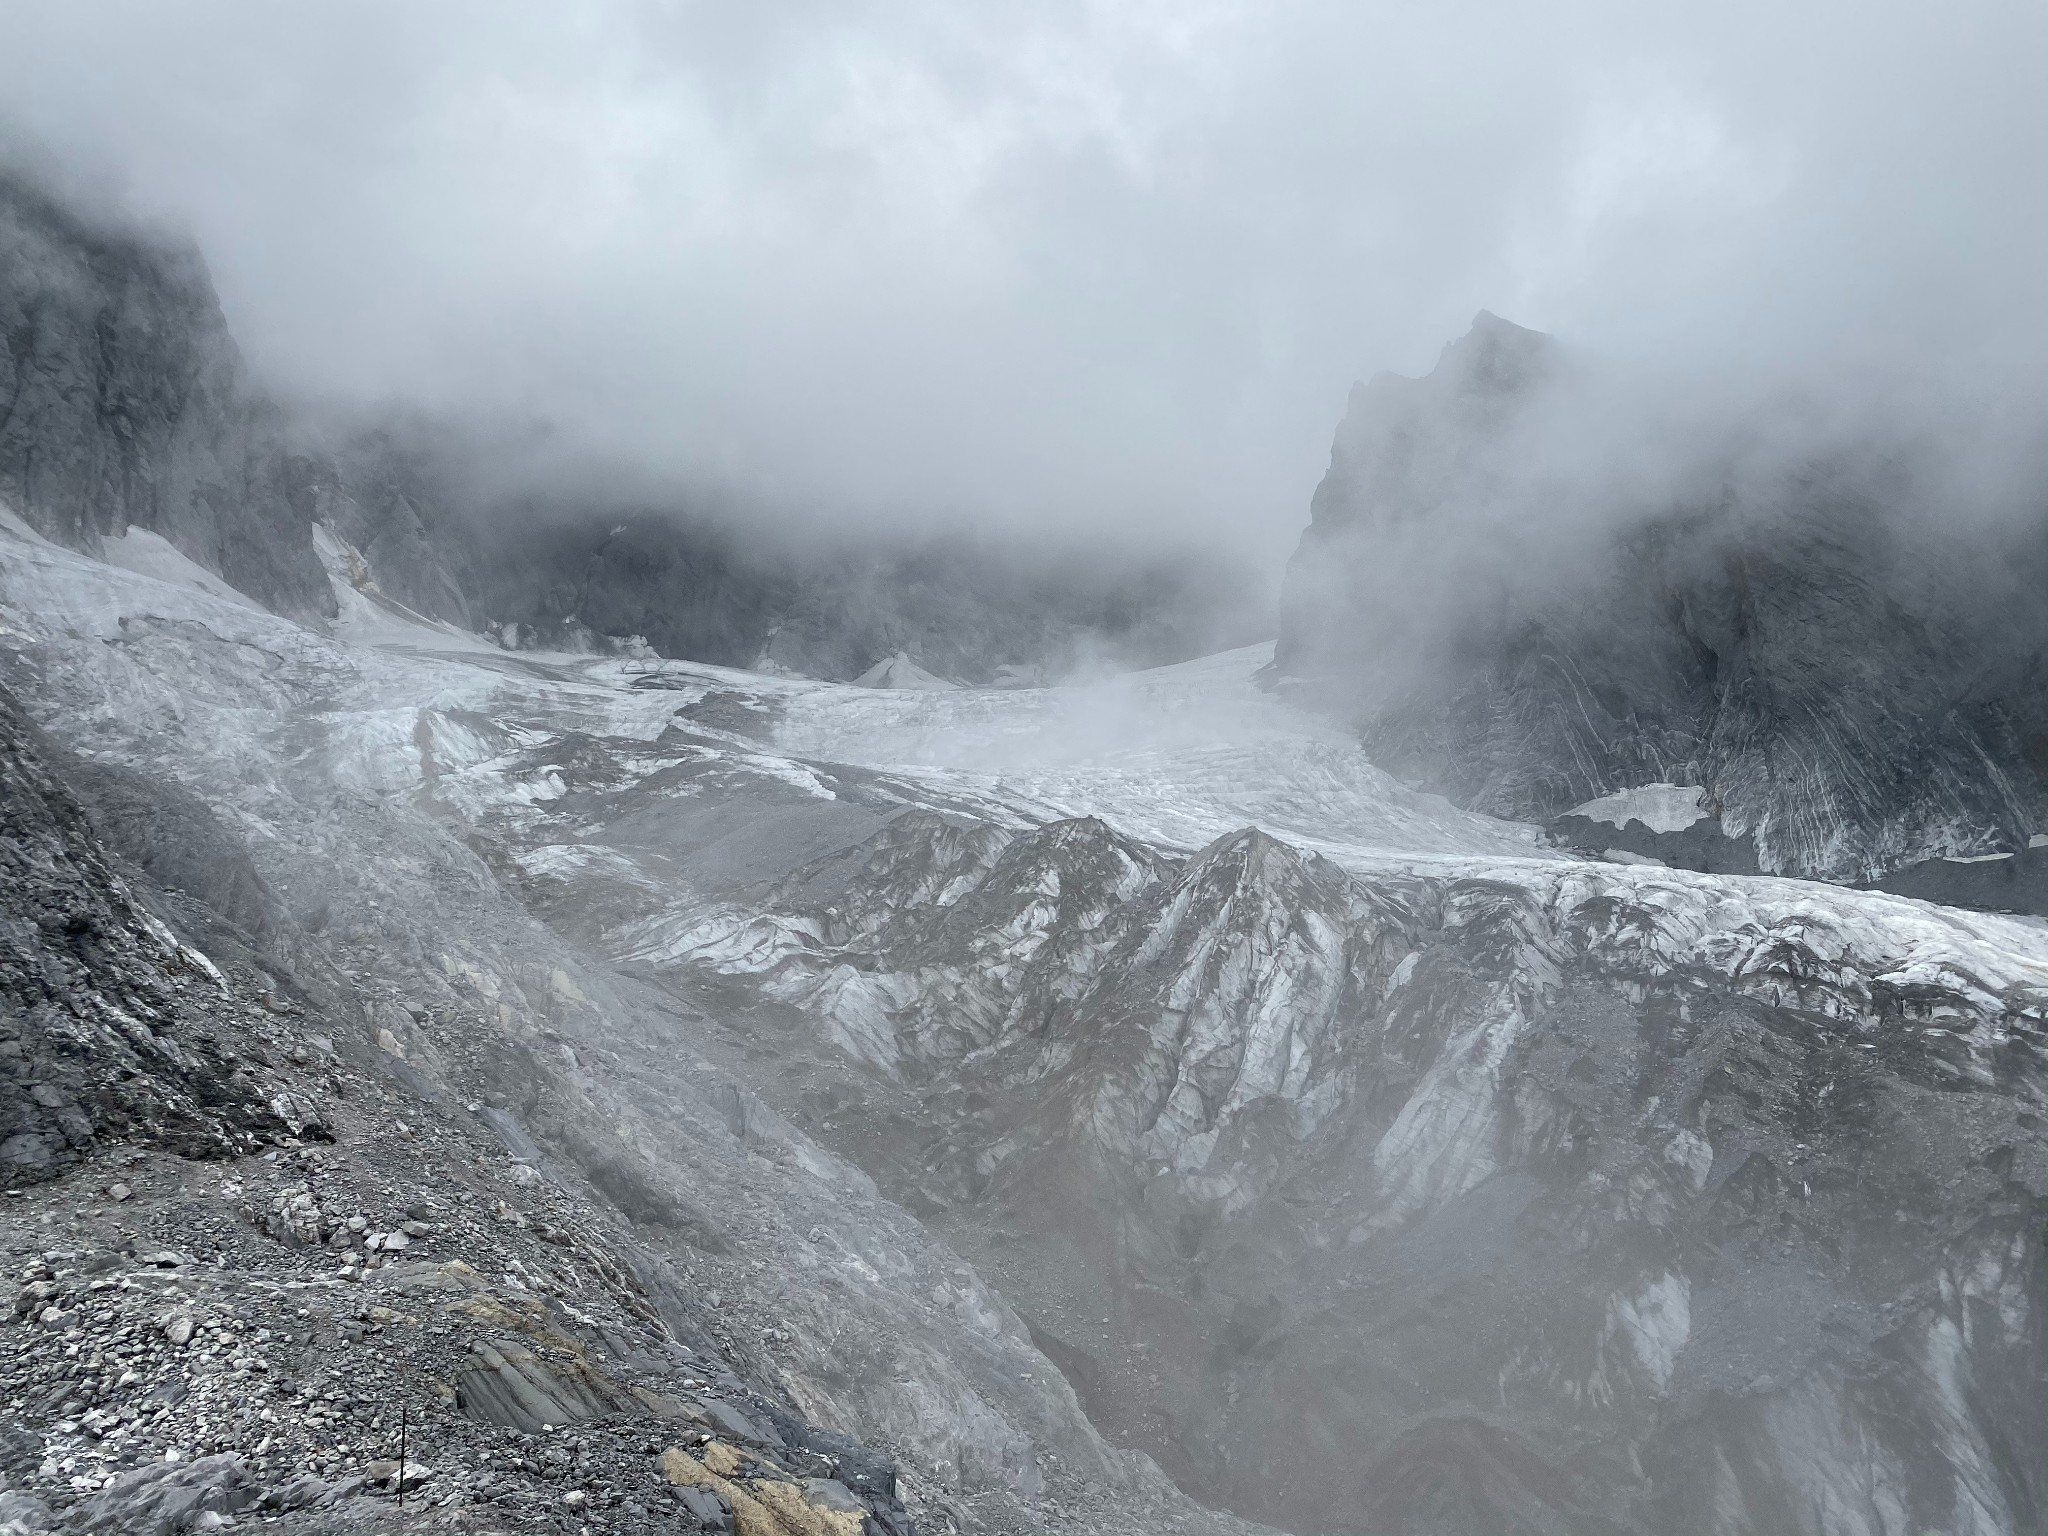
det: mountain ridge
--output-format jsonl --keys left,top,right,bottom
{"left": 1275, "top": 312, "right": 2048, "bottom": 883}
{"left": 0, "top": 167, "right": 1268, "bottom": 688}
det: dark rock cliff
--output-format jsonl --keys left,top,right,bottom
{"left": 0, "top": 172, "right": 338, "bottom": 619}
{"left": 1274, "top": 313, "right": 2048, "bottom": 882}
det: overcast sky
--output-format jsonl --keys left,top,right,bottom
{"left": 2, "top": 1, "right": 2041, "bottom": 551}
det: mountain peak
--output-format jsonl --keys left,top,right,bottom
{"left": 1441, "top": 309, "right": 1554, "bottom": 396}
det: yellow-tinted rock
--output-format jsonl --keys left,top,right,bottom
{"left": 657, "top": 1447, "right": 705, "bottom": 1486}
{"left": 701, "top": 1439, "right": 742, "bottom": 1477}
{"left": 751, "top": 1478, "right": 865, "bottom": 1535}
{"left": 656, "top": 1447, "right": 862, "bottom": 1536}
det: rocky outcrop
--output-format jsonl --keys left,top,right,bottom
{"left": 0, "top": 171, "right": 333, "bottom": 619}
{"left": 1545, "top": 783, "right": 1762, "bottom": 874}
{"left": 0, "top": 683, "right": 288, "bottom": 1176}
{"left": 1869, "top": 842, "right": 2048, "bottom": 919}
{"left": 1273, "top": 313, "right": 2048, "bottom": 882}
{"left": 459, "top": 504, "right": 1268, "bottom": 683}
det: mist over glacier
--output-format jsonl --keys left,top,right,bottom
{"left": 2, "top": 0, "right": 2042, "bottom": 552}
{"left": 0, "top": 5, "right": 2044, "bottom": 1536}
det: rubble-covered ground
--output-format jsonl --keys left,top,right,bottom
{"left": 0, "top": 672, "right": 923, "bottom": 1534}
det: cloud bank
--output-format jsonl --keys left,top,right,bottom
{"left": 1, "top": 0, "right": 2040, "bottom": 550}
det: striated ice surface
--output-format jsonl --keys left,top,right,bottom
{"left": 4, "top": 518, "right": 2042, "bottom": 1000}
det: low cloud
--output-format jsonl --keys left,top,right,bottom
{"left": 1, "top": 0, "right": 2040, "bottom": 555}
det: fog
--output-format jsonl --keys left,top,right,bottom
{"left": 1, "top": 0, "right": 2042, "bottom": 553}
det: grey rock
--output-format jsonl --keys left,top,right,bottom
{"left": 671, "top": 1483, "right": 733, "bottom": 1529}
{"left": 695, "top": 1394, "right": 778, "bottom": 1448}
{"left": 453, "top": 1342, "right": 616, "bottom": 1434}
{"left": 0, "top": 171, "right": 332, "bottom": 619}
{"left": 262, "top": 1474, "right": 338, "bottom": 1511}
{"left": 66, "top": 1454, "right": 258, "bottom": 1536}
{"left": 803, "top": 1476, "right": 863, "bottom": 1512}
{"left": 0, "top": 685, "right": 286, "bottom": 1182}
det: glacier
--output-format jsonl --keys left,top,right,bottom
{"left": 4, "top": 504, "right": 2041, "bottom": 1535}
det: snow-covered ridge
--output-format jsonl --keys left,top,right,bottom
{"left": 1565, "top": 782, "right": 1710, "bottom": 833}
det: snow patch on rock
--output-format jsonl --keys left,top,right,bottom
{"left": 1567, "top": 782, "right": 1710, "bottom": 834}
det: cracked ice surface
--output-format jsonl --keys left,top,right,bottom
{"left": 4, "top": 517, "right": 2045, "bottom": 1014}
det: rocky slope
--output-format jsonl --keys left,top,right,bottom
{"left": 0, "top": 507, "right": 1281, "bottom": 1536}
{"left": 0, "top": 676, "right": 934, "bottom": 1533}
{"left": 1273, "top": 312, "right": 2048, "bottom": 884}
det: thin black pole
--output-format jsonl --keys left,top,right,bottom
{"left": 398, "top": 1401, "right": 407, "bottom": 1510}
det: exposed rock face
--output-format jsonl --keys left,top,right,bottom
{"left": 459, "top": 505, "right": 1268, "bottom": 683}
{"left": 1870, "top": 844, "right": 2048, "bottom": 920}
{"left": 1546, "top": 784, "right": 1762, "bottom": 875}
{"left": 0, "top": 172, "right": 333, "bottom": 619}
{"left": 1273, "top": 313, "right": 2048, "bottom": 882}
{"left": 0, "top": 683, "right": 287, "bottom": 1175}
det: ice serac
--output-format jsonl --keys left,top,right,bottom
{"left": 1274, "top": 312, "right": 2048, "bottom": 883}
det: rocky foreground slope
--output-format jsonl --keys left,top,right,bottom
{"left": 0, "top": 668, "right": 934, "bottom": 1535}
